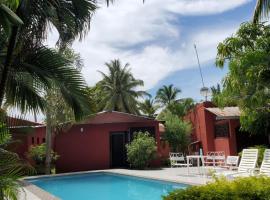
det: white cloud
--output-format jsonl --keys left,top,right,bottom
{"left": 27, "top": 0, "right": 250, "bottom": 122}
{"left": 67, "top": 0, "right": 250, "bottom": 89}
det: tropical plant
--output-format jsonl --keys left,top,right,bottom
{"left": 0, "top": 0, "right": 97, "bottom": 110}
{"left": 43, "top": 48, "right": 90, "bottom": 174}
{"left": 0, "top": 120, "right": 33, "bottom": 200}
{"left": 28, "top": 143, "right": 59, "bottom": 174}
{"left": 98, "top": 59, "right": 149, "bottom": 114}
{"left": 164, "top": 176, "right": 270, "bottom": 200}
{"left": 84, "top": 85, "right": 105, "bottom": 113}
{"left": 161, "top": 111, "right": 192, "bottom": 152}
{"left": 155, "top": 84, "right": 181, "bottom": 106}
{"left": 253, "top": 0, "right": 270, "bottom": 23}
{"left": 166, "top": 98, "right": 195, "bottom": 118}
{"left": 216, "top": 22, "right": 270, "bottom": 136}
{"left": 126, "top": 131, "right": 157, "bottom": 169}
{"left": 139, "top": 98, "right": 159, "bottom": 118}
{"left": 0, "top": 0, "right": 23, "bottom": 36}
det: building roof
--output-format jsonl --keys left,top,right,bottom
{"left": 6, "top": 116, "right": 44, "bottom": 128}
{"left": 80, "top": 111, "right": 157, "bottom": 124}
{"left": 205, "top": 107, "right": 240, "bottom": 120}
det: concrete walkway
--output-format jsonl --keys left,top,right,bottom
{"left": 20, "top": 167, "right": 212, "bottom": 200}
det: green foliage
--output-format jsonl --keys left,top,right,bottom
{"left": 216, "top": 22, "right": 270, "bottom": 135}
{"left": 166, "top": 98, "right": 195, "bottom": 118}
{"left": 239, "top": 145, "right": 268, "bottom": 166}
{"left": 139, "top": 98, "right": 159, "bottom": 118}
{"left": 253, "top": 0, "right": 270, "bottom": 23}
{"left": 0, "top": 120, "right": 33, "bottom": 200}
{"left": 28, "top": 143, "right": 59, "bottom": 166}
{"left": 126, "top": 132, "right": 157, "bottom": 169}
{"left": 98, "top": 59, "right": 149, "bottom": 114}
{"left": 163, "top": 176, "right": 270, "bottom": 200}
{"left": 210, "top": 83, "right": 238, "bottom": 107}
{"left": 155, "top": 84, "right": 181, "bottom": 106}
{"left": 160, "top": 111, "right": 191, "bottom": 152}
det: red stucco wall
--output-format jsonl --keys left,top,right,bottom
{"left": 10, "top": 126, "right": 46, "bottom": 159}
{"left": 55, "top": 121, "right": 160, "bottom": 173}
{"left": 185, "top": 102, "right": 240, "bottom": 156}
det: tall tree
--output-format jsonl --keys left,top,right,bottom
{"left": 98, "top": 59, "right": 149, "bottom": 114}
{"left": 0, "top": 0, "right": 97, "bottom": 109}
{"left": 253, "top": 0, "right": 270, "bottom": 23}
{"left": 44, "top": 48, "right": 90, "bottom": 174}
{"left": 139, "top": 98, "right": 158, "bottom": 118}
{"left": 216, "top": 22, "right": 270, "bottom": 136}
{"left": 155, "top": 84, "right": 181, "bottom": 106}
{"left": 166, "top": 98, "right": 195, "bottom": 118}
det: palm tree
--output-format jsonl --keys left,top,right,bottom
{"left": 0, "top": 0, "right": 97, "bottom": 108}
{"left": 0, "top": 1, "right": 23, "bottom": 36}
{"left": 98, "top": 59, "right": 149, "bottom": 114}
{"left": 139, "top": 98, "right": 159, "bottom": 118}
{"left": 0, "top": 116, "right": 33, "bottom": 200}
{"left": 253, "top": 0, "right": 270, "bottom": 23}
{"left": 155, "top": 84, "right": 181, "bottom": 106}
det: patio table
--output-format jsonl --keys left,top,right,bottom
{"left": 186, "top": 155, "right": 207, "bottom": 176}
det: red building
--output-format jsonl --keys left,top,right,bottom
{"left": 185, "top": 102, "right": 269, "bottom": 156}
{"left": 54, "top": 111, "right": 161, "bottom": 172}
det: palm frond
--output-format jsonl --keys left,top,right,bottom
{"left": 253, "top": 0, "right": 270, "bottom": 23}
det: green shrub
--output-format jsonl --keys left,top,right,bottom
{"left": 161, "top": 111, "right": 191, "bottom": 152}
{"left": 239, "top": 145, "right": 268, "bottom": 166}
{"left": 28, "top": 143, "right": 59, "bottom": 174}
{"left": 163, "top": 176, "right": 270, "bottom": 200}
{"left": 126, "top": 131, "right": 157, "bottom": 169}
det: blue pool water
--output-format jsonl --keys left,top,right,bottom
{"left": 28, "top": 173, "right": 187, "bottom": 200}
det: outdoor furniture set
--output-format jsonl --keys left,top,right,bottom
{"left": 169, "top": 149, "right": 270, "bottom": 178}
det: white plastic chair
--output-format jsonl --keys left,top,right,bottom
{"left": 169, "top": 152, "right": 191, "bottom": 167}
{"left": 225, "top": 156, "right": 239, "bottom": 170}
{"left": 204, "top": 151, "right": 225, "bottom": 166}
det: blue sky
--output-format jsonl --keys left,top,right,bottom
{"left": 63, "top": 0, "right": 256, "bottom": 102}
{"left": 148, "top": 1, "right": 256, "bottom": 101}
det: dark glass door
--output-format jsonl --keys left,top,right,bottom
{"left": 110, "top": 132, "right": 126, "bottom": 168}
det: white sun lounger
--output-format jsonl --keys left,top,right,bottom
{"left": 250, "top": 149, "right": 270, "bottom": 176}
{"left": 216, "top": 149, "right": 258, "bottom": 178}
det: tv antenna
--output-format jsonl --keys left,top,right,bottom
{"left": 194, "top": 44, "right": 210, "bottom": 101}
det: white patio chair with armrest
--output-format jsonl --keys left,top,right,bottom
{"left": 169, "top": 152, "right": 191, "bottom": 167}
{"left": 216, "top": 149, "right": 258, "bottom": 177}
{"left": 204, "top": 151, "right": 225, "bottom": 167}
{"left": 225, "top": 156, "right": 239, "bottom": 170}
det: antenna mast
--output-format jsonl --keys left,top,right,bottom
{"left": 194, "top": 44, "right": 210, "bottom": 101}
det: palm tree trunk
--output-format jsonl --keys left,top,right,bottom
{"left": 0, "top": 26, "right": 19, "bottom": 106}
{"left": 45, "top": 106, "right": 52, "bottom": 174}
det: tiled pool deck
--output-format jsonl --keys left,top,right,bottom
{"left": 20, "top": 167, "right": 213, "bottom": 200}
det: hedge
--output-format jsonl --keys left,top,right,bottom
{"left": 163, "top": 176, "right": 270, "bottom": 200}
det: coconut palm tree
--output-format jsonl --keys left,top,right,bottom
{"left": 253, "top": 0, "right": 270, "bottom": 23}
{"left": 139, "top": 98, "right": 159, "bottom": 118}
{"left": 98, "top": 59, "right": 149, "bottom": 114}
{"left": 155, "top": 84, "right": 181, "bottom": 106}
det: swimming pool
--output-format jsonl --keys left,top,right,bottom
{"left": 28, "top": 172, "right": 187, "bottom": 200}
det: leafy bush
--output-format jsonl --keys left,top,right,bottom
{"left": 161, "top": 111, "right": 191, "bottom": 152}
{"left": 126, "top": 132, "right": 157, "bottom": 169}
{"left": 28, "top": 143, "right": 59, "bottom": 174}
{"left": 238, "top": 145, "right": 268, "bottom": 166}
{"left": 164, "top": 176, "right": 270, "bottom": 200}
